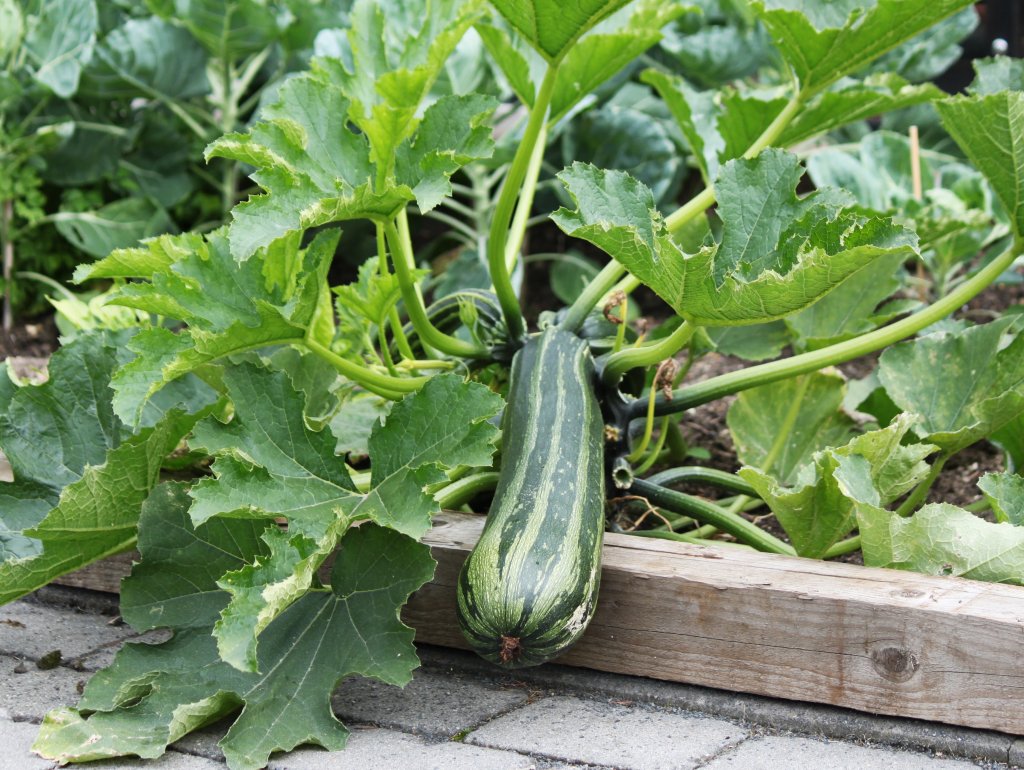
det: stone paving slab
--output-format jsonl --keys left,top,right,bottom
{"left": 0, "top": 601, "right": 140, "bottom": 670}
{"left": 0, "top": 718, "right": 53, "bottom": 770}
{"left": 704, "top": 736, "right": 982, "bottom": 769}
{"left": 2, "top": 590, "right": 1019, "bottom": 770}
{"left": 0, "top": 654, "right": 85, "bottom": 722}
{"left": 267, "top": 727, "right": 542, "bottom": 770}
{"left": 466, "top": 695, "right": 745, "bottom": 770}
{"left": 332, "top": 669, "right": 528, "bottom": 737}
{"left": 418, "top": 645, "right": 1019, "bottom": 766}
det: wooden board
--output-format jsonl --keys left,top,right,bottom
{"left": 56, "top": 512, "right": 1024, "bottom": 735}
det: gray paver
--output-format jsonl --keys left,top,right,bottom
{"left": 0, "top": 718, "right": 54, "bottom": 770}
{"left": 332, "top": 669, "right": 528, "bottom": 737}
{"left": 1009, "top": 740, "right": 1024, "bottom": 768}
{"left": 703, "top": 736, "right": 983, "bottom": 769}
{"left": 0, "top": 654, "right": 85, "bottom": 721}
{"left": 0, "top": 601, "right": 135, "bottom": 668}
{"left": 87, "top": 753, "right": 224, "bottom": 769}
{"left": 466, "top": 695, "right": 745, "bottom": 770}
{"left": 268, "top": 727, "right": 538, "bottom": 770}
{"left": 171, "top": 724, "right": 229, "bottom": 762}
{"left": 419, "top": 646, "right": 1017, "bottom": 765}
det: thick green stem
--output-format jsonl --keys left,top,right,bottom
{"left": 602, "top": 321, "right": 694, "bottom": 387}
{"left": 637, "top": 241, "right": 1023, "bottom": 419}
{"left": 303, "top": 336, "right": 425, "bottom": 399}
{"left": 646, "top": 467, "right": 759, "bottom": 497}
{"left": 627, "top": 530, "right": 754, "bottom": 550}
{"left": 384, "top": 218, "right": 487, "bottom": 359}
{"left": 487, "top": 65, "right": 559, "bottom": 342}
{"left": 895, "top": 454, "right": 948, "bottom": 517}
{"left": 634, "top": 418, "right": 670, "bottom": 475}
{"left": 435, "top": 472, "right": 500, "bottom": 509}
{"left": 630, "top": 479, "right": 795, "bottom": 554}
{"left": 505, "top": 121, "right": 548, "bottom": 273}
{"left": 559, "top": 260, "right": 626, "bottom": 333}
{"left": 665, "top": 186, "right": 716, "bottom": 234}
{"left": 822, "top": 535, "right": 861, "bottom": 559}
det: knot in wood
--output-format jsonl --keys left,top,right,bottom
{"left": 870, "top": 645, "right": 920, "bottom": 682}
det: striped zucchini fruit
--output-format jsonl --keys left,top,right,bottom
{"left": 456, "top": 326, "right": 605, "bottom": 667}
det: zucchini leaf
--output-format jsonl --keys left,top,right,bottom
{"left": 751, "top": 0, "right": 974, "bottom": 96}
{"left": 35, "top": 485, "right": 435, "bottom": 770}
{"left": 728, "top": 371, "right": 857, "bottom": 487}
{"left": 877, "top": 318, "right": 1024, "bottom": 454}
{"left": 645, "top": 69, "right": 941, "bottom": 183}
{"left": 979, "top": 472, "right": 1024, "bottom": 526}
{"left": 937, "top": 58, "right": 1024, "bottom": 239}
{"left": 207, "top": 0, "right": 494, "bottom": 260}
{"left": 553, "top": 151, "right": 916, "bottom": 326}
{"left": 859, "top": 503, "right": 1024, "bottom": 584}
{"left": 488, "top": 0, "right": 634, "bottom": 62}
{"left": 79, "top": 227, "right": 338, "bottom": 426}
{"left": 188, "top": 366, "right": 501, "bottom": 671}
{"left": 740, "top": 414, "right": 935, "bottom": 558}
{"left": 0, "top": 332, "right": 215, "bottom": 603}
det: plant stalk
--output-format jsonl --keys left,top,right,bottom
{"left": 629, "top": 478, "right": 795, "bottom": 554}
{"left": 384, "top": 218, "right": 487, "bottom": 359}
{"left": 635, "top": 240, "right": 1023, "bottom": 419}
{"left": 487, "top": 65, "right": 559, "bottom": 342}
{"left": 303, "top": 335, "right": 426, "bottom": 399}
{"left": 602, "top": 320, "right": 694, "bottom": 387}
{"left": 435, "top": 472, "right": 500, "bottom": 509}
{"left": 559, "top": 260, "right": 627, "bottom": 333}
{"left": 645, "top": 467, "right": 759, "bottom": 497}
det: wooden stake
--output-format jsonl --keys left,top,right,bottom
{"left": 909, "top": 125, "right": 923, "bottom": 202}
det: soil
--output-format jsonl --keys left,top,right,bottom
{"left": 0, "top": 315, "right": 59, "bottom": 360}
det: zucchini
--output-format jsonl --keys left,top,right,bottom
{"left": 456, "top": 326, "right": 605, "bottom": 667}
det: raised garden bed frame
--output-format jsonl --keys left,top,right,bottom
{"left": 54, "top": 511, "right": 1024, "bottom": 736}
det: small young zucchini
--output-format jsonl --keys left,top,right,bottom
{"left": 456, "top": 326, "right": 605, "bottom": 667}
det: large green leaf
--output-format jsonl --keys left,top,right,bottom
{"left": 187, "top": 366, "right": 500, "bottom": 671}
{"left": 82, "top": 227, "right": 338, "bottom": 425}
{"left": 53, "top": 198, "right": 174, "bottom": 259}
{"left": 22, "top": 0, "right": 97, "bottom": 97}
{"left": 877, "top": 319, "right": 1024, "bottom": 453}
{"left": 120, "top": 483, "right": 271, "bottom": 632}
{"left": 488, "top": 0, "right": 633, "bottom": 62}
{"left": 553, "top": 153, "right": 916, "bottom": 326}
{"left": 35, "top": 518, "right": 435, "bottom": 770}
{"left": 81, "top": 17, "right": 209, "bottom": 100}
{"left": 728, "top": 371, "right": 856, "bottom": 486}
{"left": 645, "top": 69, "right": 940, "bottom": 183}
{"left": 784, "top": 252, "right": 906, "bottom": 351}
{"left": 208, "top": 55, "right": 495, "bottom": 259}
{"left": 740, "top": 414, "right": 935, "bottom": 558}
{"left": 752, "top": 0, "right": 974, "bottom": 96}
{"left": 859, "top": 503, "right": 1024, "bottom": 584}
{"left": 548, "top": 2, "right": 687, "bottom": 123}
{"left": 0, "top": 333, "right": 212, "bottom": 604}
{"left": 979, "top": 472, "right": 1024, "bottom": 526}
{"left": 149, "top": 0, "right": 282, "bottom": 58}
{"left": 993, "top": 415, "right": 1024, "bottom": 472}
{"left": 300, "top": 0, "right": 482, "bottom": 179}
{"left": 937, "top": 60, "right": 1024, "bottom": 239}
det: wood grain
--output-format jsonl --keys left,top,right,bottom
{"left": 56, "top": 513, "right": 1024, "bottom": 735}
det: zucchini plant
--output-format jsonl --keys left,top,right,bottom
{"left": 0, "top": 1, "right": 1022, "bottom": 768}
